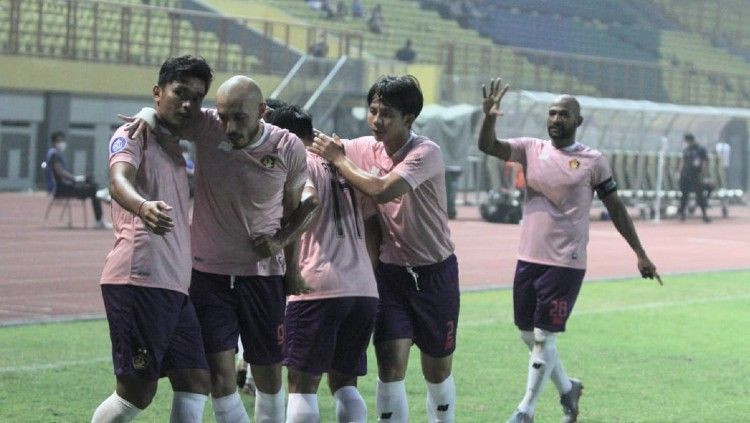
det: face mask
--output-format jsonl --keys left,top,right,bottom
{"left": 55, "top": 142, "right": 67, "bottom": 152}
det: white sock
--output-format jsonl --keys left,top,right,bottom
{"left": 285, "top": 393, "right": 319, "bottom": 423}
{"left": 91, "top": 391, "right": 142, "bottom": 423}
{"left": 426, "top": 375, "right": 456, "bottom": 423}
{"left": 376, "top": 379, "right": 409, "bottom": 422}
{"left": 212, "top": 392, "right": 250, "bottom": 423}
{"left": 517, "top": 330, "right": 558, "bottom": 416}
{"left": 170, "top": 391, "right": 208, "bottom": 423}
{"left": 255, "top": 387, "right": 286, "bottom": 423}
{"left": 550, "top": 354, "right": 573, "bottom": 395}
{"left": 246, "top": 365, "right": 256, "bottom": 389}
{"left": 333, "top": 386, "right": 367, "bottom": 423}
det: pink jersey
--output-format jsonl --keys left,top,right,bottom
{"left": 344, "top": 135, "right": 454, "bottom": 267}
{"left": 186, "top": 109, "right": 308, "bottom": 276}
{"left": 508, "top": 137, "right": 613, "bottom": 269}
{"left": 289, "top": 153, "right": 378, "bottom": 301}
{"left": 100, "top": 126, "right": 192, "bottom": 294}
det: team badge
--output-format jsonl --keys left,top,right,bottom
{"left": 132, "top": 347, "right": 150, "bottom": 370}
{"left": 260, "top": 155, "right": 276, "bottom": 169}
{"left": 110, "top": 137, "right": 127, "bottom": 155}
{"left": 568, "top": 158, "right": 580, "bottom": 169}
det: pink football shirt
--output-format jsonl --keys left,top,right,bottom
{"left": 186, "top": 109, "right": 308, "bottom": 276}
{"left": 100, "top": 126, "right": 192, "bottom": 294}
{"left": 508, "top": 137, "right": 613, "bottom": 269}
{"left": 344, "top": 134, "right": 454, "bottom": 267}
{"left": 289, "top": 153, "right": 378, "bottom": 301}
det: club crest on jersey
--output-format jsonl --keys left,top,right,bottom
{"left": 260, "top": 155, "right": 276, "bottom": 169}
{"left": 132, "top": 347, "right": 150, "bottom": 370}
{"left": 568, "top": 158, "right": 581, "bottom": 169}
{"left": 110, "top": 137, "right": 127, "bottom": 155}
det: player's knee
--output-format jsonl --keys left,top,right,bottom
{"left": 118, "top": 381, "right": 157, "bottom": 409}
{"left": 519, "top": 330, "right": 535, "bottom": 349}
{"left": 531, "top": 328, "right": 557, "bottom": 357}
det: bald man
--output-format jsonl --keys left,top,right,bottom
{"left": 127, "top": 75, "right": 310, "bottom": 422}
{"left": 478, "top": 79, "right": 661, "bottom": 423}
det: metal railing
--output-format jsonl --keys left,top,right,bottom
{"left": 440, "top": 42, "right": 750, "bottom": 107}
{"left": 1, "top": 0, "right": 364, "bottom": 74}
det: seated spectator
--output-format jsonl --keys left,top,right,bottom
{"left": 44, "top": 131, "right": 110, "bottom": 229}
{"left": 395, "top": 38, "right": 416, "bottom": 63}
{"left": 368, "top": 4, "right": 384, "bottom": 34}
{"left": 308, "top": 32, "right": 329, "bottom": 57}
{"left": 352, "top": 0, "right": 365, "bottom": 18}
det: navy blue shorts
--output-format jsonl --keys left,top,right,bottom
{"left": 283, "top": 296, "right": 377, "bottom": 376}
{"left": 373, "top": 254, "right": 460, "bottom": 358}
{"left": 189, "top": 269, "right": 286, "bottom": 366}
{"left": 101, "top": 284, "right": 209, "bottom": 381}
{"left": 513, "top": 260, "right": 586, "bottom": 332}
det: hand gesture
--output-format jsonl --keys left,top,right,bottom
{"left": 254, "top": 235, "right": 284, "bottom": 259}
{"left": 283, "top": 270, "right": 314, "bottom": 296}
{"left": 138, "top": 200, "right": 174, "bottom": 235}
{"left": 482, "top": 77, "right": 510, "bottom": 117}
{"left": 309, "top": 131, "right": 345, "bottom": 163}
{"left": 118, "top": 114, "right": 152, "bottom": 144}
{"left": 637, "top": 255, "right": 663, "bottom": 285}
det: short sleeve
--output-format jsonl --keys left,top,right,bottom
{"left": 392, "top": 143, "right": 444, "bottom": 189}
{"left": 108, "top": 130, "right": 143, "bottom": 169}
{"left": 507, "top": 138, "right": 532, "bottom": 164}
{"left": 591, "top": 154, "right": 615, "bottom": 189}
{"left": 358, "top": 190, "right": 378, "bottom": 219}
{"left": 284, "top": 135, "right": 309, "bottom": 190}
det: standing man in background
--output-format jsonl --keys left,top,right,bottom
{"left": 678, "top": 133, "right": 711, "bottom": 223}
{"left": 478, "top": 77, "right": 661, "bottom": 423}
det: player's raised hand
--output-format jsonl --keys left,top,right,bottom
{"left": 482, "top": 77, "right": 510, "bottom": 117}
{"left": 309, "top": 131, "right": 345, "bottom": 163}
{"left": 637, "top": 255, "right": 663, "bottom": 285}
{"left": 138, "top": 200, "right": 174, "bottom": 235}
{"left": 254, "top": 235, "right": 284, "bottom": 259}
{"left": 283, "top": 270, "right": 314, "bottom": 296}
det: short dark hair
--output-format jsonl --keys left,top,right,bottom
{"left": 684, "top": 133, "right": 695, "bottom": 141}
{"left": 157, "top": 55, "right": 213, "bottom": 93}
{"left": 265, "top": 105, "right": 314, "bottom": 141}
{"left": 265, "top": 98, "right": 288, "bottom": 111}
{"left": 50, "top": 131, "right": 65, "bottom": 144}
{"left": 366, "top": 75, "right": 423, "bottom": 119}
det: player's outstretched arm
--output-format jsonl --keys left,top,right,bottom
{"left": 109, "top": 162, "right": 174, "bottom": 235}
{"left": 309, "top": 132, "right": 412, "bottom": 203}
{"left": 478, "top": 77, "right": 512, "bottom": 161}
{"left": 601, "top": 191, "right": 662, "bottom": 285}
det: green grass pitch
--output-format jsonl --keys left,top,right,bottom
{"left": 1, "top": 270, "right": 748, "bottom": 422}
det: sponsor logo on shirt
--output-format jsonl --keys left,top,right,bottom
{"left": 260, "top": 155, "right": 276, "bottom": 169}
{"left": 110, "top": 137, "right": 127, "bottom": 155}
{"left": 568, "top": 158, "right": 580, "bottom": 169}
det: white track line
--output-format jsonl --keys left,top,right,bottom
{"left": 0, "top": 357, "right": 110, "bottom": 374}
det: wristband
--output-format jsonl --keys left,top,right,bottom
{"left": 137, "top": 200, "right": 148, "bottom": 218}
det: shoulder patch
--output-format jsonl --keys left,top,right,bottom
{"left": 110, "top": 137, "right": 127, "bottom": 155}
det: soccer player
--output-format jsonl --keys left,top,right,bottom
{"left": 265, "top": 105, "right": 380, "bottom": 423}
{"left": 92, "top": 55, "right": 213, "bottom": 423}
{"left": 477, "top": 77, "right": 662, "bottom": 423}
{"left": 128, "top": 75, "right": 309, "bottom": 423}
{"left": 310, "top": 75, "right": 459, "bottom": 423}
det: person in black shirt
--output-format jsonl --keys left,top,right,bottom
{"left": 677, "top": 133, "right": 711, "bottom": 223}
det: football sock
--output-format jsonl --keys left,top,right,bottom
{"left": 255, "top": 387, "right": 286, "bottom": 423}
{"left": 517, "top": 330, "right": 558, "bottom": 416}
{"left": 170, "top": 391, "right": 208, "bottom": 423}
{"left": 426, "top": 374, "right": 456, "bottom": 422}
{"left": 286, "top": 393, "right": 319, "bottom": 423}
{"left": 212, "top": 392, "right": 250, "bottom": 423}
{"left": 376, "top": 379, "right": 409, "bottom": 422}
{"left": 91, "top": 391, "right": 142, "bottom": 423}
{"left": 333, "top": 386, "right": 367, "bottom": 423}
